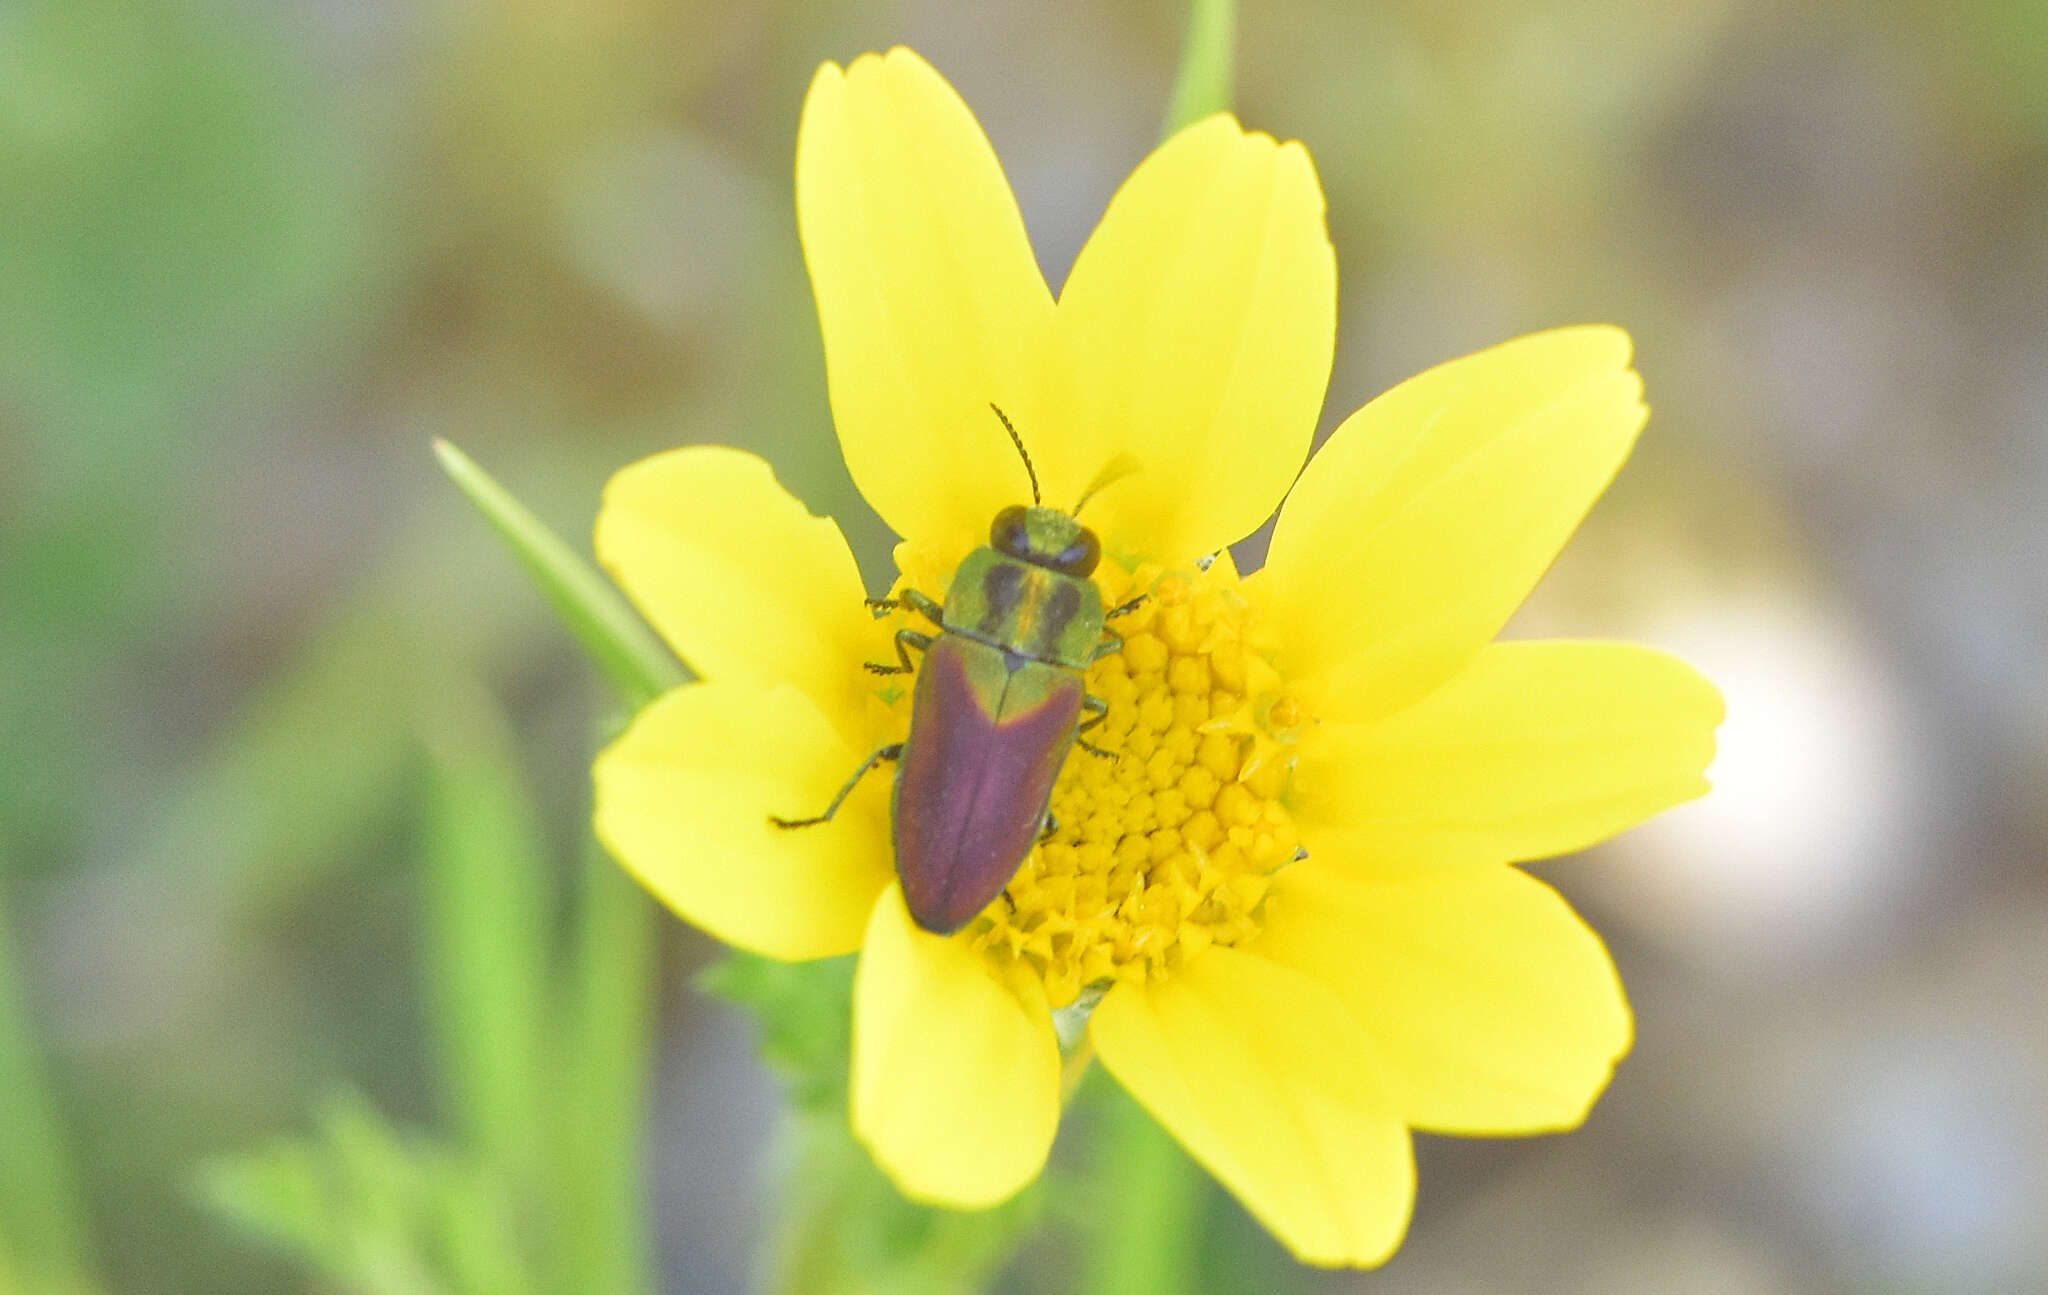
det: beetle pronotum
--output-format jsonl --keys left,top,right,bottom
{"left": 771, "top": 407, "right": 1138, "bottom": 934}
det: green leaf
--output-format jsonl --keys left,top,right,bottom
{"left": 702, "top": 951, "right": 1046, "bottom": 1295}
{"left": 0, "top": 876, "right": 102, "bottom": 1295}
{"left": 419, "top": 688, "right": 550, "bottom": 1191}
{"left": 545, "top": 840, "right": 657, "bottom": 1295}
{"left": 433, "top": 439, "right": 686, "bottom": 710}
{"left": 698, "top": 952, "right": 855, "bottom": 1111}
{"left": 767, "top": 1108, "right": 1044, "bottom": 1295}
{"left": 200, "top": 1135, "right": 348, "bottom": 1273}
{"left": 1077, "top": 1080, "right": 1205, "bottom": 1295}
{"left": 198, "top": 1092, "right": 537, "bottom": 1295}
{"left": 1164, "top": 0, "right": 1236, "bottom": 137}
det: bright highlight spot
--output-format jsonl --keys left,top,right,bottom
{"left": 1621, "top": 592, "right": 1920, "bottom": 965}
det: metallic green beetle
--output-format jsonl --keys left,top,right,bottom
{"left": 772, "top": 407, "right": 1135, "bottom": 934}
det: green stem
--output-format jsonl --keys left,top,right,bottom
{"left": 1163, "top": 0, "right": 1236, "bottom": 136}
{"left": 1060, "top": 1038, "right": 1096, "bottom": 1103}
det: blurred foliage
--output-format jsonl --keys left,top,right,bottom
{"left": 0, "top": 874, "right": 100, "bottom": 1294}
{"left": 703, "top": 954, "right": 1047, "bottom": 1295}
{"left": 196, "top": 696, "right": 656, "bottom": 1295}
{"left": 200, "top": 1092, "right": 538, "bottom": 1295}
{"left": 0, "top": 0, "right": 367, "bottom": 455}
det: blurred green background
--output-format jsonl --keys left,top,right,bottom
{"left": 4, "top": 0, "right": 2046, "bottom": 1291}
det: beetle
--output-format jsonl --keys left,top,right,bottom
{"left": 770, "top": 405, "right": 1137, "bottom": 935}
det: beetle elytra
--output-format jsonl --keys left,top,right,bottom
{"left": 770, "top": 407, "right": 1137, "bottom": 934}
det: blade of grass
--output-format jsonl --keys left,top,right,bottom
{"left": 1163, "top": 0, "right": 1235, "bottom": 136}
{"left": 0, "top": 875, "right": 102, "bottom": 1294}
{"left": 419, "top": 687, "right": 550, "bottom": 1193}
{"left": 548, "top": 836, "right": 657, "bottom": 1295}
{"left": 433, "top": 439, "right": 685, "bottom": 710}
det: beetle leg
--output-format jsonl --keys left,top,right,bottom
{"left": 1088, "top": 592, "right": 1146, "bottom": 663}
{"left": 768, "top": 742, "right": 905, "bottom": 829}
{"left": 1089, "top": 623, "right": 1126, "bottom": 663}
{"left": 1075, "top": 694, "right": 1115, "bottom": 759}
{"left": 1077, "top": 693, "right": 1110, "bottom": 731}
{"left": 865, "top": 628, "right": 935, "bottom": 676}
{"left": 902, "top": 588, "right": 946, "bottom": 623}
{"left": 1038, "top": 811, "right": 1061, "bottom": 842}
{"left": 865, "top": 587, "right": 946, "bottom": 625}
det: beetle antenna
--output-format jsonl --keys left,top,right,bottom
{"left": 988, "top": 403, "right": 1040, "bottom": 505}
{"left": 1073, "top": 452, "right": 1142, "bottom": 516}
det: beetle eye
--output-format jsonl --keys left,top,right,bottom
{"left": 1050, "top": 527, "right": 1101, "bottom": 578}
{"left": 990, "top": 505, "right": 1032, "bottom": 558}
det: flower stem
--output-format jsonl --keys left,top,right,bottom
{"left": 1060, "top": 1037, "right": 1097, "bottom": 1103}
{"left": 1163, "top": 0, "right": 1235, "bottom": 136}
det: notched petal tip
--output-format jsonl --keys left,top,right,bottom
{"left": 1090, "top": 951, "right": 1417, "bottom": 1268}
{"left": 1164, "top": 110, "right": 1311, "bottom": 160}
{"left": 798, "top": 43, "right": 1053, "bottom": 553}
{"left": 1295, "top": 640, "right": 1727, "bottom": 867}
{"left": 1260, "top": 324, "right": 1662, "bottom": 722}
{"left": 1259, "top": 863, "right": 1634, "bottom": 1139}
{"left": 1164, "top": 114, "right": 1330, "bottom": 215}
{"left": 1272, "top": 134, "right": 1329, "bottom": 196}
{"left": 1047, "top": 104, "right": 1336, "bottom": 565}
{"left": 1533, "top": 320, "right": 1635, "bottom": 363}
{"left": 812, "top": 43, "right": 950, "bottom": 80}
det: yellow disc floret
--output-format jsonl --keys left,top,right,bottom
{"left": 966, "top": 559, "right": 1309, "bottom": 1008}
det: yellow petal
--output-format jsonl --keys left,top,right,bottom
{"left": 1256, "top": 862, "right": 1632, "bottom": 1135}
{"left": 593, "top": 681, "right": 892, "bottom": 961}
{"left": 797, "top": 49, "right": 1055, "bottom": 556}
{"left": 1294, "top": 641, "right": 1722, "bottom": 864}
{"left": 1089, "top": 947, "right": 1414, "bottom": 1268}
{"left": 594, "top": 446, "right": 886, "bottom": 731}
{"left": 1044, "top": 115, "right": 1335, "bottom": 565}
{"left": 1255, "top": 325, "right": 1647, "bottom": 721}
{"left": 851, "top": 884, "right": 1060, "bottom": 1208}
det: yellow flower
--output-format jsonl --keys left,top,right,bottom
{"left": 592, "top": 47, "right": 1722, "bottom": 1268}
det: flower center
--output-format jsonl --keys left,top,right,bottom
{"left": 965, "top": 560, "right": 1307, "bottom": 1008}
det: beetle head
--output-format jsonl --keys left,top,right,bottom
{"left": 990, "top": 505, "right": 1100, "bottom": 578}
